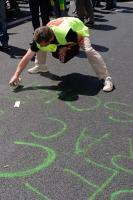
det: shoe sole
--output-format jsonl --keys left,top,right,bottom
{"left": 28, "top": 70, "right": 48, "bottom": 74}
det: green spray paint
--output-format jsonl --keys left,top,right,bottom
{"left": 65, "top": 96, "right": 102, "bottom": 112}
{"left": 110, "top": 189, "right": 133, "bottom": 200}
{"left": 1, "top": 96, "right": 26, "bottom": 102}
{"left": 111, "top": 138, "right": 133, "bottom": 175}
{"left": 26, "top": 90, "right": 58, "bottom": 104}
{"left": 0, "top": 141, "right": 56, "bottom": 178}
{"left": 73, "top": 130, "right": 121, "bottom": 199}
{"left": 0, "top": 110, "right": 4, "bottom": 117}
{"left": 29, "top": 117, "right": 67, "bottom": 140}
{"left": 128, "top": 138, "right": 133, "bottom": 158}
{"left": 24, "top": 183, "right": 51, "bottom": 200}
{"left": 64, "top": 168, "right": 99, "bottom": 189}
{"left": 85, "top": 158, "right": 118, "bottom": 200}
{"left": 104, "top": 102, "right": 133, "bottom": 123}
{"left": 111, "top": 155, "right": 133, "bottom": 175}
{"left": 64, "top": 159, "right": 117, "bottom": 200}
{"left": 74, "top": 128, "right": 111, "bottom": 155}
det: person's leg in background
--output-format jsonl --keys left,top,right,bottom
{"left": 53, "top": 0, "right": 61, "bottom": 17}
{"left": 39, "top": 0, "right": 51, "bottom": 25}
{"left": 28, "top": 0, "right": 50, "bottom": 72}
{"left": 29, "top": 0, "right": 40, "bottom": 30}
{"left": 113, "top": 0, "right": 117, "bottom": 8}
{"left": 8, "top": 0, "right": 19, "bottom": 11}
{"left": 95, "top": 0, "right": 103, "bottom": 7}
{"left": 0, "top": 0, "right": 9, "bottom": 49}
{"left": 75, "top": 0, "right": 86, "bottom": 22}
{"left": 75, "top": 0, "right": 95, "bottom": 27}
{"left": 80, "top": 37, "right": 113, "bottom": 92}
{"left": 104, "top": 0, "right": 116, "bottom": 10}
{"left": 84, "top": 0, "right": 95, "bottom": 26}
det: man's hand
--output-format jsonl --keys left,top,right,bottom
{"left": 9, "top": 75, "right": 21, "bottom": 87}
{"left": 9, "top": 48, "right": 35, "bottom": 87}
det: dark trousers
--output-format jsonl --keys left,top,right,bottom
{"left": 0, "top": 0, "right": 9, "bottom": 45}
{"left": 53, "top": 0, "right": 61, "bottom": 17}
{"left": 29, "top": 0, "right": 52, "bottom": 30}
{"left": 75, "top": 0, "right": 94, "bottom": 22}
{"left": 8, "top": 0, "right": 19, "bottom": 9}
{"left": 106, "top": 0, "right": 116, "bottom": 8}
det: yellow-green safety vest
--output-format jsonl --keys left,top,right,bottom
{"left": 36, "top": 17, "right": 90, "bottom": 52}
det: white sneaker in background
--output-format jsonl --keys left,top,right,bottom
{"left": 103, "top": 76, "right": 113, "bottom": 92}
{"left": 27, "top": 64, "right": 48, "bottom": 74}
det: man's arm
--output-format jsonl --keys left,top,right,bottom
{"left": 77, "top": 34, "right": 84, "bottom": 44}
{"left": 9, "top": 48, "right": 36, "bottom": 86}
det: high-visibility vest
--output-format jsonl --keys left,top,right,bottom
{"left": 36, "top": 17, "right": 89, "bottom": 52}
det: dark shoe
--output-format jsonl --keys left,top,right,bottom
{"left": 85, "top": 21, "right": 95, "bottom": 27}
{"left": 2, "top": 43, "right": 10, "bottom": 50}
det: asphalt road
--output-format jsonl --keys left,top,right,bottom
{"left": 0, "top": 2, "right": 133, "bottom": 200}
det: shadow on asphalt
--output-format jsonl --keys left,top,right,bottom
{"left": 92, "top": 24, "right": 117, "bottom": 31}
{"left": 94, "top": 18, "right": 109, "bottom": 22}
{"left": 13, "top": 72, "right": 103, "bottom": 101}
{"left": 0, "top": 43, "right": 109, "bottom": 59}
{"left": 94, "top": 14, "right": 105, "bottom": 18}
{"left": 115, "top": 5, "right": 133, "bottom": 13}
{"left": 94, "top": 8, "right": 116, "bottom": 14}
{"left": 7, "top": 17, "right": 31, "bottom": 29}
{"left": 0, "top": 45, "right": 32, "bottom": 60}
{"left": 92, "top": 44, "right": 109, "bottom": 52}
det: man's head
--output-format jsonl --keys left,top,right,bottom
{"left": 33, "top": 26, "right": 54, "bottom": 46}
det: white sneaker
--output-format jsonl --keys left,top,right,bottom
{"left": 27, "top": 65, "right": 48, "bottom": 74}
{"left": 103, "top": 76, "right": 113, "bottom": 92}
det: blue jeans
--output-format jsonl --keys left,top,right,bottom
{"left": 0, "top": 0, "right": 9, "bottom": 45}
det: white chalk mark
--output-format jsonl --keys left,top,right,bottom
{"left": 14, "top": 101, "right": 20, "bottom": 108}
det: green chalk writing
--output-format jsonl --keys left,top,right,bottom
{"left": 24, "top": 183, "right": 51, "bottom": 200}
{"left": 29, "top": 117, "right": 67, "bottom": 140}
{"left": 0, "top": 141, "right": 56, "bottom": 177}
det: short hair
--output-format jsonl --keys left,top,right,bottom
{"left": 33, "top": 26, "right": 53, "bottom": 43}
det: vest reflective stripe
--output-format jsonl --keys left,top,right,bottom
{"left": 36, "top": 17, "right": 89, "bottom": 52}
{"left": 36, "top": 43, "right": 57, "bottom": 52}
